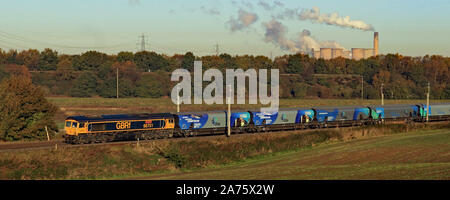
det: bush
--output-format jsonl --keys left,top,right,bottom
{"left": 158, "top": 147, "right": 186, "bottom": 168}
{"left": 0, "top": 76, "right": 58, "bottom": 141}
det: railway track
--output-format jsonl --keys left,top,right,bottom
{"left": 0, "top": 131, "right": 235, "bottom": 152}
{"left": 0, "top": 140, "right": 65, "bottom": 152}
{"left": 0, "top": 120, "right": 448, "bottom": 152}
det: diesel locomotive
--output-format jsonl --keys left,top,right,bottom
{"left": 64, "top": 103, "right": 450, "bottom": 144}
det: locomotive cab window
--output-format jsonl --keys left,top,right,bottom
{"left": 65, "top": 121, "right": 71, "bottom": 127}
{"left": 72, "top": 122, "right": 78, "bottom": 128}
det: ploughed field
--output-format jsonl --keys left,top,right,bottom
{"left": 136, "top": 128, "right": 450, "bottom": 180}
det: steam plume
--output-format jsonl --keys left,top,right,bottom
{"left": 299, "top": 7, "right": 375, "bottom": 31}
{"left": 200, "top": 6, "right": 220, "bottom": 15}
{"left": 263, "top": 19, "right": 297, "bottom": 51}
{"left": 263, "top": 19, "right": 343, "bottom": 53}
{"left": 258, "top": 0, "right": 284, "bottom": 11}
{"left": 227, "top": 9, "right": 259, "bottom": 32}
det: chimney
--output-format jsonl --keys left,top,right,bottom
{"left": 374, "top": 32, "right": 379, "bottom": 56}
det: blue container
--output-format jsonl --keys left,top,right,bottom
{"left": 353, "top": 107, "right": 370, "bottom": 120}
{"left": 314, "top": 108, "right": 338, "bottom": 122}
{"left": 251, "top": 111, "right": 279, "bottom": 125}
{"left": 176, "top": 111, "right": 226, "bottom": 130}
{"left": 230, "top": 111, "right": 251, "bottom": 127}
{"left": 295, "top": 109, "right": 314, "bottom": 123}
{"left": 251, "top": 109, "right": 300, "bottom": 125}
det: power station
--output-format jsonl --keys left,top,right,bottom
{"left": 312, "top": 32, "right": 379, "bottom": 60}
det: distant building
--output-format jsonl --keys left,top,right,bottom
{"left": 312, "top": 48, "right": 347, "bottom": 59}
{"left": 320, "top": 48, "right": 332, "bottom": 60}
{"left": 312, "top": 32, "right": 379, "bottom": 60}
{"left": 343, "top": 50, "right": 351, "bottom": 59}
{"left": 312, "top": 48, "right": 320, "bottom": 59}
{"left": 331, "top": 48, "right": 343, "bottom": 58}
{"left": 364, "top": 48, "right": 374, "bottom": 58}
{"left": 352, "top": 48, "right": 364, "bottom": 60}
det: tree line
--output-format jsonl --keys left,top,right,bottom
{"left": 0, "top": 48, "right": 449, "bottom": 99}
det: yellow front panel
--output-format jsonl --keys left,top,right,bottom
{"left": 165, "top": 119, "right": 175, "bottom": 129}
{"left": 64, "top": 120, "right": 77, "bottom": 135}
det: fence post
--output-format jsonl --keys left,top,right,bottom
{"left": 45, "top": 126, "right": 50, "bottom": 141}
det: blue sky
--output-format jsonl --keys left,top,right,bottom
{"left": 0, "top": 0, "right": 449, "bottom": 57}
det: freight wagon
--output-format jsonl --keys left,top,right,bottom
{"left": 64, "top": 103, "right": 450, "bottom": 144}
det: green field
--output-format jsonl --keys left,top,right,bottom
{"left": 135, "top": 128, "right": 450, "bottom": 180}
{"left": 48, "top": 97, "right": 450, "bottom": 120}
{"left": 48, "top": 97, "right": 450, "bottom": 111}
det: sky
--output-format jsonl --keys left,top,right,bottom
{"left": 0, "top": 0, "right": 449, "bottom": 57}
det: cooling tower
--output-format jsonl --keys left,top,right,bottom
{"left": 331, "top": 48, "right": 343, "bottom": 58}
{"left": 343, "top": 50, "right": 351, "bottom": 59}
{"left": 312, "top": 48, "right": 320, "bottom": 59}
{"left": 364, "top": 48, "right": 374, "bottom": 59}
{"left": 320, "top": 48, "right": 332, "bottom": 60}
{"left": 352, "top": 48, "right": 364, "bottom": 60}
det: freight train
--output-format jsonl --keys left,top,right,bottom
{"left": 63, "top": 103, "right": 450, "bottom": 144}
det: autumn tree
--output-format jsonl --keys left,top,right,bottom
{"left": 5, "top": 49, "right": 19, "bottom": 64}
{"left": 111, "top": 61, "right": 141, "bottom": 84}
{"left": 235, "top": 55, "right": 254, "bottom": 70}
{"left": 98, "top": 77, "right": 136, "bottom": 98}
{"left": 181, "top": 52, "right": 195, "bottom": 71}
{"left": 167, "top": 54, "right": 184, "bottom": 71}
{"left": 0, "top": 47, "right": 448, "bottom": 100}
{"left": 69, "top": 71, "right": 99, "bottom": 97}
{"left": 219, "top": 53, "right": 237, "bottom": 69}
{"left": 17, "top": 49, "right": 40, "bottom": 70}
{"left": 2, "top": 64, "right": 31, "bottom": 79}
{"left": 0, "top": 76, "right": 58, "bottom": 141}
{"left": 136, "top": 74, "right": 163, "bottom": 98}
{"left": 286, "top": 53, "right": 312, "bottom": 74}
{"left": 117, "top": 51, "right": 134, "bottom": 63}
{"left": 134, "top": 51, "right": 169, "bottom": 72}
{"left": 0, "top": 66, "right": 8, "bottom": 82}
{"left": 201, "top": 55, "right": 225, "bottom": 70}
{"left": 254, "top": 55, "right": 273, "bottom": 70}
{"left": 38, "top": 48, "right": 58, "bottom": 70}
{"left": 78, "top": 51, "right": 108, "bottom": 71}
{"left": 56, "top": 56, "right": 76, "bottom": 81}
{"left": 0, "top": 48, "right": 6, "bottom": 65}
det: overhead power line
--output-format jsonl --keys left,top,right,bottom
{"left": 0, "top": 30, "right": 131, "bottom": 49}
{"left": 0, "top": 29, "right": 221, "bottom": 55}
